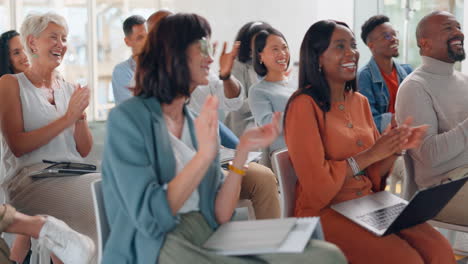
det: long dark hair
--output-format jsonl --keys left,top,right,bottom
{"left": 289, "top": 20, "right": 357, "bottom": 115}
{"left": 235, "top": 21, "right": 272, "bottom": 63}
{"left": 134, "top": 13, "right": 211, "bottom": 104}
{"left": 0, "top": 30, "right": 20, "bottom": 77}
{"left": 252, "top": 28, "right": 289, "bottom": 77}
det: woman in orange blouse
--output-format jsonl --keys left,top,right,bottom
{"left": 284, "top": 20, "right": 455, "bottom": 264}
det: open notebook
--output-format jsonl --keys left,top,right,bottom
{"left": 203, "top": 217, "right": 322, "bottom": 256}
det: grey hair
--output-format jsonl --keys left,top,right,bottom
{"left": 20, "top": 12, "right": 69, "bottom": 57}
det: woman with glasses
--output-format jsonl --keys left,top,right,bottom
{"left": 284, "top": 20, "right": 454, "bottom": 264}
{"left": 248, "top": 27, "right": 295, "bottom": 155}
{"left": 101, "top": 13, "right": 346, "bottom": 263}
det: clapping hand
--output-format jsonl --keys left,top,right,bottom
{"left": 398, "top": 116, "right": 428, "bottom": 150}
{"left": 238, "top": 112, "right": 281, "bottom": 152}
{"left": 65, "top": 84, "right": 90, "bottom": 124}
{"left": 194, "top": 95, "right": 220, "bottom": 162}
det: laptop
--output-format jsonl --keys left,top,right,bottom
{"left": 331, "top": 176, "right": 468, "bottom": 236}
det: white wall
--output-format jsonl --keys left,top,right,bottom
{"left": 169, "top": 0, "right": 354, "bottom": 70}
{"left": 353, "top": 0, "right": 381, "bottom": 68}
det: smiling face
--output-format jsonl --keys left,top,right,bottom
{"left": 421, "top": 13, "right": 465, "bottom": 63}
{"left": 320, "top": 25, "right": 359, "bottom": 85}
{"left": 29, "top": 22, "right": 68, "bottom": 68}
{"left": 186, "top": 38, "right": 214, "bottom": 91}
{"left": 259, "top": 34, "right": 289, "bottom": 74}
{"left": 8, "top": 35, "right": 30, "bottom": 73}
{"left": 367, "top": 22, "right": 399, "bottom": 58}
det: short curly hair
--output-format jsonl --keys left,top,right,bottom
{"left": 360, "top": 15, "right": 389, "bottom": 45}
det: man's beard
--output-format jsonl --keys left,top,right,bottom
{"left": 447, "top": 39, "right": 466, "bottom": 62}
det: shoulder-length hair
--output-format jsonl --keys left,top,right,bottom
{"left": 252, "top": 28, "right": 289, "bottom": 77}
{"left": 0, "top": 30, "right": 19, "bottom": 77}
{"left": 292, "top": 20, "right": 357, "bottom": 114}
{"left": 235, "top": 21, "right": 272, "bottom": 63}
{"left": 134, "top": 13, "right": 211, "bottom": 104}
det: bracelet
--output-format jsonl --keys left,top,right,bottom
{"left": 228, "top": 161, "right": 247, "bottom": 176}
{"left": 394, "top": 150, "right": 406, "bottom": 156}
{"left": 219, "top": 72, "right": 231, "bottom": 81}
{"left": 347, "top": 157, "right": 361, "bottom": 176}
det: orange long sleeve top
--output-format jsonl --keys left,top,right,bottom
{"left": 284, "top": 92, "right": 388, "bottom": 217}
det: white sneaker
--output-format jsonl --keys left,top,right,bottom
{"left": 454, "top": 232, "right": 468, "bottom": 256}
{"left": 38, "top": 216, "right": 96, "bottom": 264}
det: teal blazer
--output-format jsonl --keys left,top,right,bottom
{"left": 101, "top": 95, "right": 222, "bottom": 263}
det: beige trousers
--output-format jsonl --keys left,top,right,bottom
{"left": 239, "top": 162, "right": 281, "bottom": 219}
{"left": 434, "top": 166, "right": 468, "bottom": 225}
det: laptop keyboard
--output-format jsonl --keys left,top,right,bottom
{"left": 356, "top": 202, "right": 406, "bottom": 230}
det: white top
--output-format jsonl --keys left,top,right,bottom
{"left": 248, "top": 78, "right": 296, "bottom": 152}
{"left": 232, "top": 59, "right": 260, "bottom": 98}
{"left": 188, "top": 72, "right": 243, "bottom": 116}
{"left": 0, "top": 72, "right": 83, "bottom": 183}
{"left": 396, "top": 56, "right": 468, "bottom": 188}
{"left": 167, "top": 117, "right": 200, "bottom": 214}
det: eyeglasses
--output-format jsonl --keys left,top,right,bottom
{"left": 199, "top": 37, "right": 214, "bottom": 58}
{"left": 381, "top": 31, "right": 399, "bottom": 41}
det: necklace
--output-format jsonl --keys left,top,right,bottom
{"left": 338, "top": 93, "right": 365, "bottom": 149}
{"left": 26, "top": 71, "right": 58, "bottom": 105}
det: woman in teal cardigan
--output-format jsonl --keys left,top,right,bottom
{"left": 101, "top": 13, "right": 346, "bottom": 263}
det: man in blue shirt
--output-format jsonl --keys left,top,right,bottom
{"left": 358, "top": 15, "right": 413, "bottom": 133}
{"left": 112, "top": 15, "right": 147, "bottom": 104}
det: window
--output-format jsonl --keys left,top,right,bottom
{"left": 383, "top": 0, "right": 464, "bottom": 69}
{"left": 95, "top": 0, "right": 157, "bottom": 120}
{"left": 0, "top": 0, "right": 10, "bottom": 32}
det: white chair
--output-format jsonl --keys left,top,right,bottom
{"left": 403, "top": 155, "right": 468, "bottom": 256}
{"left": 91, "top": 179, "right": 109, "bottom": 263}
{"left": 271, "top": 148, "right": 297, "bottom": 218}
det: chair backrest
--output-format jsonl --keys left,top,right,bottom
{"left": 91, "top": 179, "right": 109, "bottom": 263}
{"left": 402, "top": 154, "right": 419, "bottom": 200}
{"left": 271, "top": 148, "right": 297, "bottom": 218}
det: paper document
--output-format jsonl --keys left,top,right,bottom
{"left": 203, "top": 217, "right": 321, "bottom": 256}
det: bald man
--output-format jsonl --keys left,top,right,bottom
{"left": 395, "top": 11, "right": 468, "bottom": 235}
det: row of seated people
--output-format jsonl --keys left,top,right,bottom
{"left": 0, "top": 8, "right": 466, "bottom": 264}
